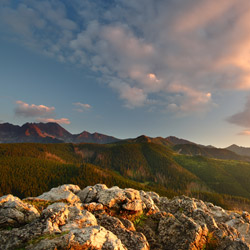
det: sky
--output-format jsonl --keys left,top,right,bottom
{"left": 1, "top": 0, "right": 250, "bottom": 147}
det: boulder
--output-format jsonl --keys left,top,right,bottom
{"left": 158, "top": 212, "right": 208, "bottom": 250}
{"left": 26, "top": 226, "right": 127, "bottom": 250}
{"left": 77, "top": 183, "right": 108, "bottom": 203}
{"left": 0, "top": 194, "right": 40, "bottom": 228}
{"left": 98, "top": 214, "right": 149, "bottom": 250}
{"left": 37, "top": 184, "right": 81, "bottom": 203}
{"left": 41, "top": 202, "right": 97, "bottom": 233}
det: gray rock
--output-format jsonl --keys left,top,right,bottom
{"left": 0, "top": 194, "right": 40, "bottom": 228}
{"left": 98, "top": 214, "right": 149, "bottom": 250}
{"left": 158, "top": 212, "right": 208, "bottom": 250}
{"left": 37, "top": 184, "right": 81, "bottom": 203}
{"left": 41, "top": 202, "right": 97, "bottom": 233}
{"left": 77, "top": 183, "right": 108, "bottom": 203}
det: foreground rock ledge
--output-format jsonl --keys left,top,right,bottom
{"left": 0, "top": 184, "right": 250, "bottom": 250}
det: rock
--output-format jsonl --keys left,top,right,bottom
{"left": 77, "top": 183, "right": 108, "bottom": 203}
{"left": 97, "top": 214, "right": 149, "bottom": 250}
{"left": 82, "top": 202, "right": 104, "bottom": 212}
{"left": 41, "top": 202, "right": 97, "bottom": 233}
{"left": 37, "top": 184, "right": 81, "bottom": 203}
{"left": 97, "top": 186, "right": 128, "bottom": 208}
{"left": 146, "top": 191, "right": 160, "bottom": 204}
{"left": 122, "top": 200, "right": 145, "bottom": 211}
{"left": 0, "top": 194, "right": 40, "bottom": 228}
{"left": 158, "top": 212, "right": 208, "bottom": 250}
{"left": 2, "top": 184, "right": 250, "bottom": 250}
{"left": 97, "top": 187, "right": 147, "bottom": 213}
{"left": 140, "top": 190, "right": 159, "bottom": 213}
{"left": 26, "top": 226, "right": 127, "bottom": 250}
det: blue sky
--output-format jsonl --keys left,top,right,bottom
{"left": 1, "top": 0, "right": 250, "bottom": 147}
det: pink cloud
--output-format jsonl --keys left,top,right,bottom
{"left": 15, "top": 100, "right": 55, "bottom": 117}
{"left": 36, "top": 118, "right": 70, "bottom": 124}
{"left": 238, "top": 130, "right": 250, "bottom": 136}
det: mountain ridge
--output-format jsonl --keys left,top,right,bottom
{"left": 0, "top": 122, "right": 120, "bottom": 144}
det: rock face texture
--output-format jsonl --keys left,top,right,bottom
{"left": 1, "top": 184, "right": 250, "bottom": 249}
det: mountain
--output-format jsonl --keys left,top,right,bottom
{"left": 0, "top": 122, "right": 120, "bottom": 144}
{"left": 118, "top": 135, "right": 172, "bottom": 146}
{"left": 1, "top": 184, "right": 250, "bottom": 250}
{"left": 226, "top": 144, "right": 250, "bottom": 157}
{"left": 174, "top": 143, "right": 250, "bottom": 161}
{"left": 166, "top": 136, "right": 196, "bottom": 145}
{"left": 74, "top": 131, "right": 119, "bottom": 144}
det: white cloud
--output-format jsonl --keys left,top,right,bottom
{"left": 36, "top": 118, "right": 70, "bottom": 124}
{"left": 15, "top": 101, "right": 55, "bottom": 117}
{"left": 73, "top": 102, "right": 91, "bottom": 112}
{"left": 3, "top": 0, "right": 250, "bottom": 113}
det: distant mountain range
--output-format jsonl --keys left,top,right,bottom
{"left": 1, "top": 122, "right": 250, "bottom": 161}
{"left": 0, "top": 122, "right": 119, "bottom": 144}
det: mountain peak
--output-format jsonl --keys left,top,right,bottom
{"left": 135, "top": 135, "right": 151, "bottom": 143}
{"left": 166, "top": 136, "right": 195, "bottom": 145}
{"left": 0, "top": 122, "right": 120, "bottom": 144}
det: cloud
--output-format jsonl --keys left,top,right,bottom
{"left": 73, "top": 102, "right": 91, "bottom": 112}
{"left": 3, "top": 0, "right": 250, "bottom": 113}
{"left": 238, "top": 130, "right": 250, "bottom": 136}
{"left": 36, "top": 117, "right": 70, "bottom": 124}
{"left": 15, "top": 100, "right": 70, "bottom": 124}
{"left": 109, "top": 78, "right": 147, "bottom": 108}
{"left": 227, "top": 96, "right": 250, "bottom": 127}
{"left": 15, "top": 101, "right": 55, "bottom": 117}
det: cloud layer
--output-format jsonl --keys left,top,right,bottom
{"left": 2, "top": 0, "right": 250, "bottom": 114}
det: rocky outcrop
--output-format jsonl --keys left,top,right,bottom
{"left": 37, "top": 184, "right": 81, "bottom": 203}
{"left": 1, "top": 184, "right": 250, "bottom": 249}
{"left": 0, "top": 194, "right": 40, "bottom": 228}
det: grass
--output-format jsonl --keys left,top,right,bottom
{"left": 133, "top": 213, "right": 147, "bottom": 227}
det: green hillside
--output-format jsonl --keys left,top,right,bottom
{"left": 173, "top": 143, "right": 250, "bottom": 161}
{"left": 174, "top": 154, "right": 250, "bottom": 198}
{"left": 1, "top": 142, "right": 250, "bottom": 211}
{"left": 74, "top": 142, "right": 203, "bottom": 191}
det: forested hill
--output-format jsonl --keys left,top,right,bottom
{"left": 2, "top": 142, "right": 250, "bottom": 211}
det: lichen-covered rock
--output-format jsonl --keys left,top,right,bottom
{"left": 25, "top": 226, "right": 127, "bottom": 250}
{"left": 96, "top": 187, "right": 148, "bottom": 213}
{"left": 0, "top": 194, "right": 40, "bottom": 228}
{"left": 158, "top": 212, "right": 208, "bottom": 250}
{"left": 42, "top": 202, "right": 97, "bottom": 233}
{"left": 97, "top": 214, "right": 149, "bottom": 250}
{"left": 1, "top": 184, "right": 250, "bottom": 250}
{"left": 140, "top": 190, "right": 160, "bottom": 213}
{"left": 37, "top": 184, "right": 81, "bottom": 203}
{"left": 82, "top": 201, "right": 104, "bottom": 212}
{"left": 77, "top": 183, "right": 108, "bottom": 203}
